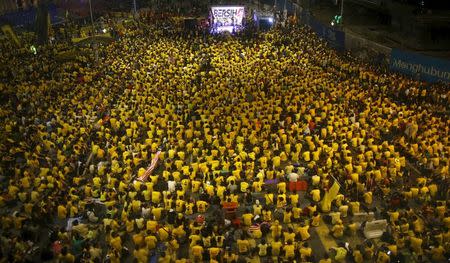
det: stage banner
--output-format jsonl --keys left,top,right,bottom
{"left": 391, "top": 48, "right": 450, "bottom": 83}
{"left": 211, "top": 6, "right": 245, "bottom": 27}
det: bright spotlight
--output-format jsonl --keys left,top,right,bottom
{"left": 268, "top": 17, "right": 274, "bottom": 23}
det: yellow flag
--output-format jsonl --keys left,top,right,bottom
{"left": 320, "top": 181, "right": 340, "bottom": 212}
{"left": 329, "top": 181, "right": 340, "bottom": 200}
{"left": 1, "top": 25, "right": 21, "bottom": 47}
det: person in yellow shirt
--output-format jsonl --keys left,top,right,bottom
{"left": 307, "top": 202, "right": 317, "bottom": 217}
{"left": 412, "top": 215, "right": 424, "bottom": 234}
{"left": 159, "top": 251, "right": 172, "bottom": 263}
{"left": 57, "top": 204, "right": 67, "bottom": 219}
{"left": 332, "top": 246, "right": 348, "bottom": 263}
{"left": 388, "top": 209, "right": 400, "bottom": 224}
{"left": 270, "top": 220, "right": 282, "bottom": 238}
{"left": 196, "top": 200, "right": 208, "bottom": 213}
{"left": 191, "top": 180, "right": 201, "bottom": 193}
{"left": 242, "top": 209, "right": 253, "bottom": 227}
{"left": 272, "top": 155, "right": 281, "bottom": 168}
{"left": 257, "top": 239, "right": 269, "bottom": 257}
{"left": 110, "top": 232, "right": 122, "bottom": 252}
{"left": 209, "top": 241, "right": 222, "bottom": 261}
{"left": 299, "top": 242, "right": 313, "bottom": 262}
{"left": 277, "top": 194, "right": 287, "bottom": 208}
{"left": 223, "top": 249, "right": 239, "bottom": 263}
{"left": 132, "top": 231, "right": 145, "bottom": 247}
{"left": 310, "top": 188, "right": 321, "bottom": 202}
{"left": 331, "top": 220, "right": 344, "bottom": 238}
{"left": 311, "top": 211, "right": 321, "bottom": 227}
{"left": 349, "top": 201, "right": 360, "bottom": 214}
{"left": 346, "top": 220, "right": 358, "bottom": 236}
{"left": 252, "top": 180, "right": 263, "bottom": 193}
{"left": 399, "top": 218, "right": 410, "bottom": 234}
{"left": 283, "top": 240, "right": 296, "bottom": 260}
{"left": 277, "top": 180, "right": 287, "bottom": 194}
{"left": 265, "top": 193, "right": 274, "bottom": 206}
{"left": 283, "top": 227, "right": 296, "bottom": 243}
{"left": 302, "top": 151, "right": 311, "bottom": 162}
{"left": 363, "top": 191, "right": 373, "bottom": 205}
{"left": 158, "top": 225, "right": 170, "bottom": 242}
{"left": 151, "top": 191, "right": 161, "bottom": 204}
{"left": 376, "top": 246, "right": 390, "bottom": 263}
{"left": 262, "top": 207, "right": 272, "bottom": 222}
{"left": 133, "top": 244, "right": 149, "bottom": 263}
{"left": 237, "top": 236, "right": 250, "bottom": 255}
{"left": 396, "top": 233, "right": 406, "bottom": 249}
{"left": 253, "top": 200, "right": 263, "bottom": 216}
{"left": 283, "top": 208, "right": 292, "bottom": 224}
{"left": 58, "top": 247, "right": 75, "bottom": 263}
{"left": 297, "top": 222, "right": 311, "bottom": 241}
{"left": 352, "top": 246, "right": 364, "bottom": 263}
{"left": 145, "top": 231, "right": 157, "bottom": 249}
{"left": 409, "top": 235, "right": 423, "bottom": 256}
{"left": 318, "top": 253, "right": 332, "bottom": 263}
{"left": 185, "top": 201, "right": 194, "bottom": 215}
{"left": 426, "top": 242, "right": 446, "bottom": 261}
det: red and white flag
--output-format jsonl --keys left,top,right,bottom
{"left": 137, "top": 151, "right": 161, "bottom": 182}
{"left": 249, "top": 223, "right": 260, "bottom": 233}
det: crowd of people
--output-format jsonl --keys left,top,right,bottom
{"left": 0, "top": 13, "right": 448, "bottom": 263}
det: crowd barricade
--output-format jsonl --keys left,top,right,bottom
{"left": 363, "top": 219, "right": 388, "bottom": 239}
{"left": 390, "top": 48, "right": 450, "bottom": 83}
{"left": 353, "top": 212, "right": 375, "bottom": 227}
{"left": 299, "top": 10, "right": 345, "bottom": 52}
{"left": 300, "top": 11, "right": 450, "bottom": 84}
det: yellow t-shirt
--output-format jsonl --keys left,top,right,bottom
{"left": 284, "top": 244, "right": 295, "bottom": 258}
{"left": 242, "top": 213, "right": 253, "bottom": 226}
{"left": 310, "top": 189, "right": 321, "bottom": 202}
{"left": 237, "top": 239, "right": 249, "bottom": 253}
{"left": 297, "top": 225, "right": 310, "bottom": 240}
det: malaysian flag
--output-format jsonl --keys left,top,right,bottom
{"left": 137, "top": 151, "right": 161, "bottom": 182}
{"left": 249, "top": 223, "right": 260, "bottom": 233}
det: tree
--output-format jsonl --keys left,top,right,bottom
{"left": 36, "top": 0, "right": 50, "bottom": 45}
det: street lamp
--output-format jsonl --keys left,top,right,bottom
{"left": 88, "top": 0, "right": 95, "bottom": 34}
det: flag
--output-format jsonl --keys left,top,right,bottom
{"left": 321, "top": 181, "right": 340, "bottom": 212}
{"left": 249, "top": 223, "right": 260, "bottom": 233}
{"left": 1, "top": 25, "right": 21, "bottom": 47}
{"left": 137, "top": 151, "right": 161, "bottom": 182}
{"left": 328, "top": 181, "right": 340, "bottom": 200}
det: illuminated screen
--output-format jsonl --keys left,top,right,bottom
{"left": 211, "top": 6, "right": 245, "bottom": 33}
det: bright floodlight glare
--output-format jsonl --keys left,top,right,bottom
{"left": 30, "top": 45, "right": 37, "bottom": 55}
{"left": 268, "top": 17, "right": 274, "bottom": 23}
{"left": 331, "top": 21, "right": 335, "bottom": 26}
{"left": 102, "top": 29, "right": 107, "bottom": 33}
